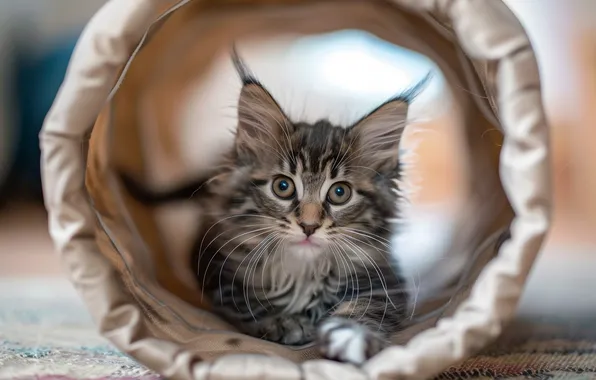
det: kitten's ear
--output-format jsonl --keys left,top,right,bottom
{"left": 232, "top": 48, "right": 292, "bottom": 161}
{"left": 236, "top": 82, "right": 292, "bottom": 160}
{"left": 349, "top": 98, "right": 409, "bottom": 175}
{"left": 350, "top": 75, "right": 430, "bottom": 175}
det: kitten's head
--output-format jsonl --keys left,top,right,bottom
{"left": 219, "top": 52, "right": 423, "bottom": 262}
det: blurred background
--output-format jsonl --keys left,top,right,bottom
{"left": 1, "top": 0, "right": 596, "bottom": 319}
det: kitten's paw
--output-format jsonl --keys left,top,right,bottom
{"left": 258, "top": 315, "right": 317, "bottom": 346}
{"left": 317, "top": 318, "right": 388, "bottom": 366}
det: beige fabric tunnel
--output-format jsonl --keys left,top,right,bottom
{"left": 40, "top": 0, "right": 551, "bottom": 379}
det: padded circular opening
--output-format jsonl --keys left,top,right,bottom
{"left": 41, "top": 0, "right": 550, "bottom": 378}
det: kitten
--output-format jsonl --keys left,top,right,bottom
{"left": 119, "top": 52, "right": 426, "bottom": 365}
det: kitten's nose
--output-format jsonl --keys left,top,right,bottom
{"left": 299, "top": 222, "right": 320, "bottom": 237}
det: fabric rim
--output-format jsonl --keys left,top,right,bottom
{"left": 39, "top": 0, "right": 551, "bottom": 378}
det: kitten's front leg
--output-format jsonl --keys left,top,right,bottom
{"left": 215, "top": 284, "right": 317, "bottom": 346}
{"left": 317, "top": 296, "right": 404, "bottom": 365}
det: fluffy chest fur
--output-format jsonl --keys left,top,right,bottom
{"left": 260, "top": 252, "right": 338, "bottom": 314}
{"left": 198, "top": 223, "right": 346, "bottom": 320}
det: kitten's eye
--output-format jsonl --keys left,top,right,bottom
{"left": 272, "top": 176, "right": 296, "bottom": 199}
{"left": 327, "top": 182, "right": 352, "bottom": 205}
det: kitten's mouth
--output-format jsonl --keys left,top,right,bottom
{"left": 295, "top": 237, "right": 322, "bottom": 247}
{"left": 287, "top": 234, "right": 322, "bottom": 247}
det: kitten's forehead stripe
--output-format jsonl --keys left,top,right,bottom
{"left": 291, "top": 121, "right": 351, "bottom": 178}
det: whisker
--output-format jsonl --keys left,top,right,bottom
{"left": 326, "top": 242, "right": 358, "bottom": 316}
{"left": 198, "top": 213, "right": 278, "bottom": 254}
{"left": 219, "top": 230, "right": 277, "bottom": 320}
{"left": 200, "top": 226, "right": 275, "bottom": 297}
{"left": 339, "top": 227, "right": 393, "bottom": 247}
{"left": 201, "top": 222, "right": 275, "bottom": 254}
{"left": 331, "top": 237, "right": 374, "bottom": 320}
{"left": 240, "top": 233, "right": 282, "bottom": 318}
{"left": 336, "top": 236, "right": 398, "bottom": 314}
{"left": 258, "top": 234, "right": 287, "bottom": 307}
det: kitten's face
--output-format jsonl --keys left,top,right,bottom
{"left": 216, "top": 77, "right": 410, "bottom": 263}
{"left": 247, "top": 121, "right": 397, "bottom": 260}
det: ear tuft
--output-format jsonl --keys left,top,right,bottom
{"left": 349, "top": 73, "right": 431, "bottom": 175}
{"left": 231, "top": 45, "right": 259, "bottom": 86}
{"left": 231, "top": 48, "right": 292, "bottom": 161}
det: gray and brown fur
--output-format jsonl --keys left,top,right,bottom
{"left": 119, "top": 49, "right": 428, "bottom": 365}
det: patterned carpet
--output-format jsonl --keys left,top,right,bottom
{"left": 0, "top": 279, "right": 156, "bottom": 379}
{"left": 0, "top": 299, "right": 155, "bottom": 379}
{"left": 438, "top": 318, "right": 596, "bottom": 379}
{"left": 1, "top": 279, "right": 596, "bottom": 380}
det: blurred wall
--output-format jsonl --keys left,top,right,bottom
{"left": 0, "top": 0, "right": 106, "bottom": 46}
{"left": 503, "top": 0, "right": 596, "bottom": 245}
{"left": 0, "top": 0, "right": 107, "bottom": 200}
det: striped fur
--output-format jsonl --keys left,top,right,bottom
{"left": 118, "top": 53, "right": 426, "bottom": 365}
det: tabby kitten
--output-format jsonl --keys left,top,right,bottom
{"left": 119, "top": 52, "right": 425, "bottom": 365}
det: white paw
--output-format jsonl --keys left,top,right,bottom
{"left": 317, "top": 318, "right": 387, "bottom": 366}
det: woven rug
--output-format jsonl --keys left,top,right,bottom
{"left": 1, "top": 279, "right": 595, "bottom": 380}
{"left": 0, "top": 279, "right": 157, "bottom": 380}
{"left": 438, "top": 317, "right": 596, "bottom": 380}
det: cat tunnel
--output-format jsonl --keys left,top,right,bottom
{"left": 40, "top": 0, "right": 550, "bottom": 379}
